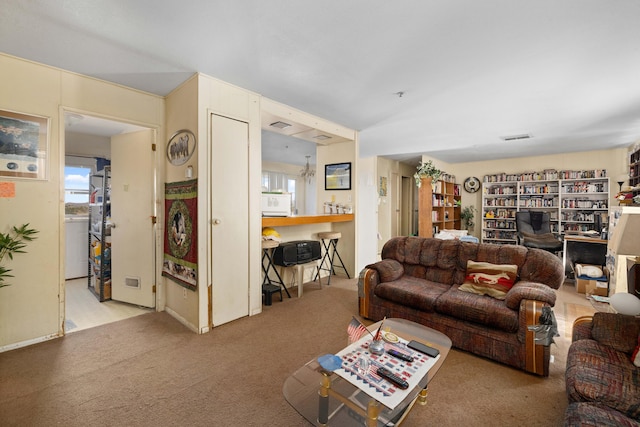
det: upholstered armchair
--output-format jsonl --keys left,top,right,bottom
{"left": 515, "top": 211, "right": 563, "bottom": 253}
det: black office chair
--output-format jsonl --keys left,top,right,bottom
{"left": 515, "top": 211, "right": 563, "bottom": 253}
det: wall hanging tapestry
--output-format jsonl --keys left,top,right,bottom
{"left": 162, "top": 179, "right": 198, "bottom": 290}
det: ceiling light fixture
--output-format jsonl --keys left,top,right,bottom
{"left": 300, "top": 155, "right": 315, "bottom": 183}
{"left": 314, "top": 135, "right": 331, "bottom": 141}
{"left": 270, "top": 121, "right": 292, "bottom": 129}
{"left": 65, "top": 113, "right": 84, "bottom": 127}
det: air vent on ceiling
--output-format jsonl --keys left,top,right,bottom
{"left": 270, "top": 121, "right": 292, "bottom": 129}
{"left": 313, "top": 134, "right": 332, "bottom": 141}
{"left": 501, "top": 133, "right": 533, "bottom": 142}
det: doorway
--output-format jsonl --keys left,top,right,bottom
{"left": 63, "top": 112, "right": 155, "bottom": 333}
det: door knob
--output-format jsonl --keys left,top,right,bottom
{"left": 212, "top": 219, "right": 221, "bottom": 225}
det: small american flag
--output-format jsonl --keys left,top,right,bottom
{"left": 347, "top": 316, "right": 369, "bottom": 343}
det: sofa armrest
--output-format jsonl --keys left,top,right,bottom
{"left": 358, "top": 267, "right": 380, "bottom": 318}
{"left": 504, "top": 281, "right": 557, "bottom": 310}
{"left": 571, "top": 316, "right": 594, "bottom": 342}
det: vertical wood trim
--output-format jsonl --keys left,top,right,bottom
{"left": 418, "top": 177, "right": 433, "bottom": 238}
{"left": 524, "top": 300, "right": 547, "bottom": 376}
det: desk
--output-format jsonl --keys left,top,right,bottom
{"left": 563, "top": 235, "right": 608, "bottom": 280}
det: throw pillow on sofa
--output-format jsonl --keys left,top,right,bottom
{"left": 459, "top": 260, "right": 518, "bottom": 300}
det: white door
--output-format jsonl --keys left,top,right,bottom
{"left": 210, "top": 114, "right": 249, "bottom": 326}
{"left": 110, "top": 130, "right": 156, "bottom": 308}
{"left": 391, "top": 172, "right": 401, "bottom": 237}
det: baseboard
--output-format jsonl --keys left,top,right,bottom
{"left": 164, "top": 307, "right": 199, "bottom": 334}
{"left": 0, "top": 332, "right": 61, "bottom": 354}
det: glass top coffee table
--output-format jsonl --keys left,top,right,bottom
{"left": 283, "top": 318, "right": 452, "bottom": 426}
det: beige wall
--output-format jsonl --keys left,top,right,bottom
{"left": 164, "top": 73, "right": 262, "bottom": 332}
{"left": 0, "top": 53, "right": 164, "bottom": 350}
{"left": 418, "top": 149, "right": 630, "bottom": 239}
{"left": 163, "top": 75, "right": 200, "bottom": 330}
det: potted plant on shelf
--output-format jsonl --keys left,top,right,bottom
{"left": 413, "top": 160, "right": 442, "bottom": 187}
{"left": 461, "top": 206, "right": 477, "bottom": 231}
{"left": 0, "top": 224, "right": 38, "bottom": 289}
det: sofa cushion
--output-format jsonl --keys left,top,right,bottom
{"left": 566, "top": 339, "right": 640, "bottom": 420}
{"left": 564, "top": 402, "right": 639, "bottom": 427}
{"left": 370, "top": 259, "right": 404, "bottom": 282}
{"left": 459, "top": 260, "right": 518, "bottom": 300}
{"left": 374, "top": 276, "right": 449, "bottom": 312}
{"left": 591, "top": 312, "right": 640, "bottom": 354}
{"left": 435, "top": 285, "right": 519, "bottom": 332}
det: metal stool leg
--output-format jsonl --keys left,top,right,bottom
{"left": 262, "top": 247, "right": 291, "bottom": 303}
{"left": 328, "top": 238, "right": 350, "bottom": 279}
{"left": 314, "top": 238, "right": 332, "bottom": 284}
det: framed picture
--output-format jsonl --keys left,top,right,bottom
{"left": 167, "top": 129, "right": 196, "bottom": 166}
{"left": 0, "top": 109, "right": 49, "bottom": 180}
{"left": 325, "top": 162, "right": 351, "bottom": 190}
{"left": 379, "top": 176, "right": 387, "bottom": 196}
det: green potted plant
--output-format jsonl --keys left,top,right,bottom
{"left": 0, "top": 224, "right": 38, "bottom": 289}
{"left": 413, "top": 160, "right": 442, "bottom": 187}
{"left": 460, "top": 206, "right": 477, "bottom": 230}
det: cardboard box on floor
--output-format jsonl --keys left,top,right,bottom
{"left": 574, "top": 264, "right": 609, "bottom": 296}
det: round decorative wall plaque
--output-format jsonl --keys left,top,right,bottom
{"left": 464, "top": 176, "right": 480, "bottom": 193}
{"left": 166, "top": 129, "right": 196, "bottom": 166}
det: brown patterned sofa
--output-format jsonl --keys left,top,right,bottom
{"left": 564, "top": 313, "right": 640, "bottom": 426}
{"left": 358, "top": 236, "right": 564, "bottom": 376}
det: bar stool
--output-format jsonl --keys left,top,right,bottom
{"left": 314, "top": 231, "right": 350, "bottom": 286}
{"left": 262, "top": 240, "right": 290, "bottom": 305}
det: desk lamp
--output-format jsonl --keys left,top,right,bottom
{"left": 609, "top": 211, "right": 640, "bottom": 314}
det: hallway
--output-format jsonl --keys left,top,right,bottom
{"left": 65, "top": 278, "right": 152, "bottom": 333}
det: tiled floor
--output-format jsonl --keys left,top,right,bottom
{"left": 65, "top": 278, "right": 153, "bottom": 333}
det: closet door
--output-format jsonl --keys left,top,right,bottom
{"left": 210, "top": 114, "right": 249, "bottom": 325}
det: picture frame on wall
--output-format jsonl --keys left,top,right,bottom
{"left": 0, "top": 109, "right": 49, "bottom": 180}
{"left": 379, "top": 176, "right": 387, "bottom": 196}
{"left": 166, "top": 129, "right": 196, "bottom": 166}
{"left": 325, "top": 162, "right": 351, "bottom": 190}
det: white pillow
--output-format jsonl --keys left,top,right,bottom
{"left": 576, "top": 264, "right": 603, "bottom": 278}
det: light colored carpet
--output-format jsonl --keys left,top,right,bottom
{"left": 0, "top": 277, "right": 594, "bottom": 426}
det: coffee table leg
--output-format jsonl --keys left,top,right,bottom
{"left": 418, "top": 386, "right": 429, "bottom": 405}
{"left": 366, "top": 400, "right": 381, "bottom": 427}
{"left": 318, "top": 373, "right": 330, "bottom": 426}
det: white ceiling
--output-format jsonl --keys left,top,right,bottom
{"left": 3, "top": 1, "right": 640, "bottom": 165}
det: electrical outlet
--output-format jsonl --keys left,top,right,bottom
{"left": 183, "top": 288, "right": 187, "bottom": 299}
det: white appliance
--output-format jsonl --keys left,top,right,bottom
{"left": 261, "top": 193, "right": 292, "bottom": 217}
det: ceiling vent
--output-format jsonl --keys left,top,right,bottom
{"left": 313, "top": 134, "right": 332, "bottom": 141}
{"left": 501, "top": 133, "right": 533, "bottom": 142}
{"left": 270, "top": 121, "right": 292, "bottom": 129}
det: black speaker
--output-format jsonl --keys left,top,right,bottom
{"left": 273, "top": 240, "right": 321, "bottom": 266}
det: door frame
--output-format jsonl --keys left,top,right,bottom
{"left": 60, "top": 108, "right": 162, "bottom": 335}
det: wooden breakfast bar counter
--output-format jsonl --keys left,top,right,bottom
{"left": 262, "top": 213, "right": 354, "bottom": 227}
{"left": 261, "top": 214, "right": 355, "bottom": 297}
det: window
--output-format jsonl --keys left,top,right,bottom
{"left": 65, "top": 159, "right": 92, "bottom": 216}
